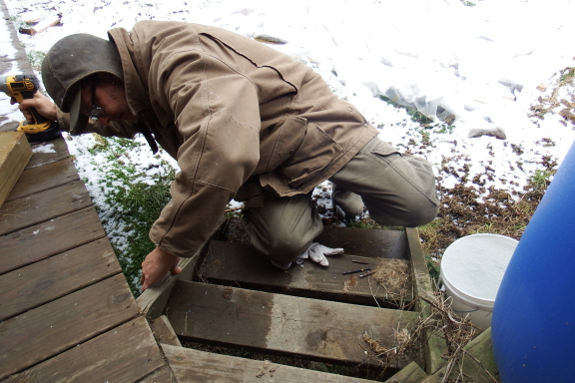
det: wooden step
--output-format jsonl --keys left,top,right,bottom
{"left": 167, "top": 280, "right": 420, "bottom": 369}
{"left": 161, "top": 343, "right": 378, "bottom": 383}
{"left": 199, "top": 230, "right": 414, "bottom": 307}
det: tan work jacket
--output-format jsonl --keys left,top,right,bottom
{"left": 58, "top": 21, "right": 377, "bottom": 258}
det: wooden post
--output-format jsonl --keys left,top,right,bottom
{"left": 0, "top": 131, "right": 32, "bottom": 208}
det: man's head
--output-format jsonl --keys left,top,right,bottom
{"left": 41, "top": 33, "right": 126, "bottom": 133}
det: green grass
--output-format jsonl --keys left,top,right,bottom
{"left": 530, "top": 168, "right": 555, "bottom": 192}
{"left": 75, "top": 134, "right": 175, "bottom": 296}
{"left": 27, "top": 50, "right": 46, "bottom": 71}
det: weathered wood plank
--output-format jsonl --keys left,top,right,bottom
{"left": 0, "top": 180, "right": 91, "bottom": 236}
{"left": 406, "top": 227, "right": 448, "bottom": 374}
{"left": 137, "top": 254, "right": 200, "bottom": 320}
{"left": 150, "top": 315, "right": 182, "bottom": 347}
{"left": 0, "top": 131, "right": 32, "bottom": 208}
{"left": 6, "top": 158, "right": 79, "bottom": 202}
{"left": 26, "top": 137, "right": 70, "bottom": 169}
{"left": 0, "top": 207, "right": 106, "bottom": 274}
{"left": 4, "top": 317, "right": 165, "bottom": 383}
{"left": 162, "top": 343, "right": 377, "bottom": 383}
{"left": 0, "top": 238, "right": 120, "bottom": 321}
{"left": 0, "top": 275, "right": 139, "bottom": 380}
{"left": 419, "top": 329, "right": 497, "bottom": 383}
{"left": 315, "top": 227, "right": 408, "bottom": 259}
{"left": 168, "top": 280, "right": 419, "bottom": 367}
{"left": 383, "top": 361, "right": 428, "bottom": 383}
{"left": 136, "top": 366, "right": 178, "bottom": 383}
{"left": 200, "top": 240, "right": 413, "bottom": 306}
{"left": 136, "top": 223, "right": 221, "bottom": 320}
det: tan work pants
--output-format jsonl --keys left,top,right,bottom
{"left": 243, "top": 137, "right": 439, "bottom": 263}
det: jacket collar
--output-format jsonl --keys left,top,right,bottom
{"left": 107, "top": 28, "right": 149, "bottom": 117}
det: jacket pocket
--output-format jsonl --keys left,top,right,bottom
{"left": 256, "top": 116, "right": 307, "bottom": 175}
{"left": 370, "top": 140, "right": 401, "bottom": 166}
{"left": 281, "top": 122, "right": 343, "bottom": 188}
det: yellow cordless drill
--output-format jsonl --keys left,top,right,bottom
{"left": 0, "top": 74, "right": 60, "bottom": 142}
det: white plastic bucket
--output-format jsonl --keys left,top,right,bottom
{"left": 440, "top": 233, "right": 518, "bottom": 329}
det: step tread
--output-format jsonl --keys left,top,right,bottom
{"left": 168, "top": 280, "right": 420, "bottom": 368}
{"left": 199, "top": 229, "right": 413, "bottom": 306}
{"left": 162, "top": 343, "right": 378, "bottom": 383}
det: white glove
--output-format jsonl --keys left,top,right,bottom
{"left": 297, "top": 242, "right": 344, "bottom": 267}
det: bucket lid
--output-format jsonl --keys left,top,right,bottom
{"left": 440, "top": 233, "right": 518, "bottom": 303}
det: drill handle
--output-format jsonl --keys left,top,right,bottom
{"left": 23, "top": 104, "right": 50, "bottom": 126}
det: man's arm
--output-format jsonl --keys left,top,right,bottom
{"left": 139, "top": 46, "right": 262, "bottom": 290}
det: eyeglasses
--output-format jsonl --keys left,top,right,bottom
{"left": 90, "top": 78, "right": 106, "bottom": 121}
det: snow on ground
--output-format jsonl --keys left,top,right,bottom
{"left": 2, "top": 0, "right": 575, "bottom": 237}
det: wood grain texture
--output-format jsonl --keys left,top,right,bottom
{"left": 315, "top": 226, "right": 408, "bottom": 259}
{"left": 0, "top": 275, "right": 139, "bottom": 380}
{"left": 136, "top": 366, "right": 178, "bottom": 383}
{"left": 6, "top": 158, "right": 79, "bottom": 202}
{"left": 0, "top": 131, "right": 32, "bottom": 208}
{"left": 0, "top": 207, "right": 106, "bottom": 274}
{"left": 168, "top": 280, "right": 419, "bottom": 367}
{"left": 5, "top": 317, "right": 166, "bottom": 383}
{"left": 200, "top": 240, "right": 413, "bottom": 306}
{"left": 0, "top": 180, "right": 91, "bottom": 236}
{"left": 0, "top": 239, "right": 120, "bottom": 321}
{"left": 150, "top": 315, "right": 182, "bottom": 347}
{"left": 26, "top": 138, "right": 70, "bottom": 169}
{"left": 162, "top": 343, "right": 377, "bottom": 383}
{"left": 406, "top": 227, "right": 448, "bottom": 374}
{"left": 383, "top": 361, "right": 428, "bottom": 383}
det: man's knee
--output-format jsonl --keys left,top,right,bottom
{"left": 261, "top": 235, "right": 311, "bottom": 264}
{"left": 367, "top": 192, "right": 438, "bottom": 227}
{"left": 242, "top": 194, "right": 324, "bottom": 263}
{"left": 400, "top": 194, "right": 439, "bottom": 227}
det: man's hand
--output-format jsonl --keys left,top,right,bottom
{"left": 12, "top": 92, "right": 58, "bottom": 123}
{"left": 140, "top": 247, "right": 182, "bottom": 292}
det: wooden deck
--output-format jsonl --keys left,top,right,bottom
{"left": 0, "top": 3, "right": 173, "bottom": 380}
{"left": 0, "top": 133, "right": 173, "bottom": 381}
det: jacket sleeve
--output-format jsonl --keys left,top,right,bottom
{"left": 148, "top": 48, "right": 261, "bottom": 258}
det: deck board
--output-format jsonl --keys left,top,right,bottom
{"left": 168, "top": 280, "right": 420, "bottom": 368}
{"left": 0, "top": 207, "right": 106, "bottom": 274}
{"left": 6, "top": 158, "right": 79, "bottom": 202}
{"left": 0, "top": 239, "right": 120, "bottom": 321}
{"left": 4, "top": 317, "right": 165, "bottom": 383}
{"left": 0, "top": 180, "right": 92, "bottom": 236}
{"left": 0, "top": 275, "right": 138, "bottom": 380}
{"left": 25, "top": 138, "right": 69, "bottom": 169}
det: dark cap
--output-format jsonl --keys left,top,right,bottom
{"left": 41, "top": 33, "right": 124, "bottom": 134}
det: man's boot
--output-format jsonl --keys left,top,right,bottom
{"left": 332, "top": 184, "right": 364, "bottom": 221}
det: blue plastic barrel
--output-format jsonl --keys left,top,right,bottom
{"left": 491, "top": 140, "right": 575, "bottom": 383}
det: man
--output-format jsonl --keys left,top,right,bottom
{"left": 20, "top": 20, "right": 438, "bottom": 291}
